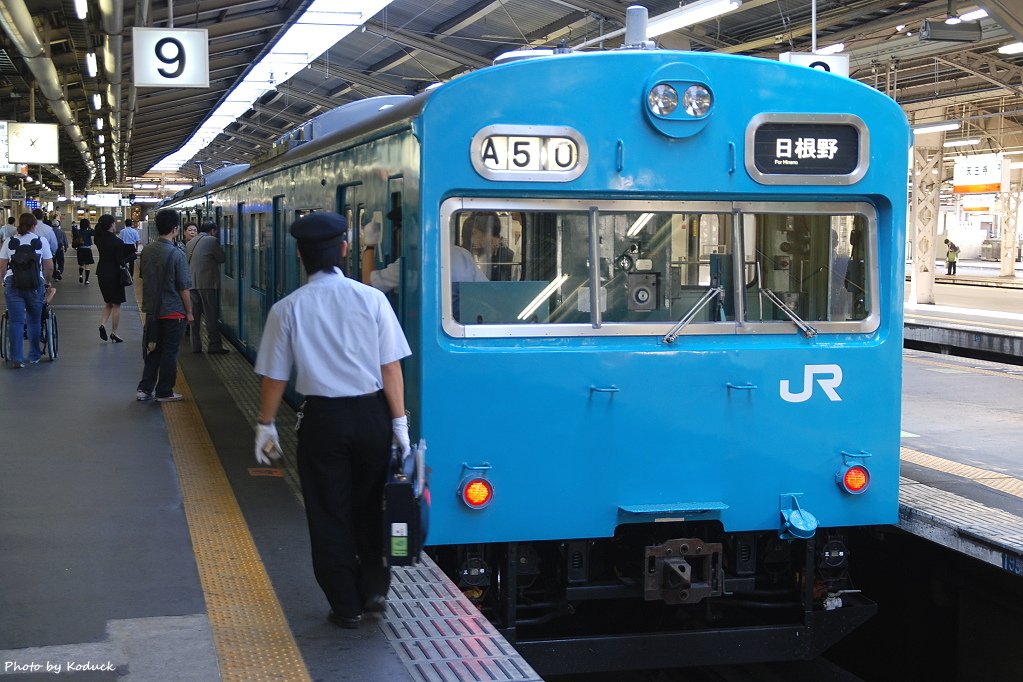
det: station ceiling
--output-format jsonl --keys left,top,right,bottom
{"left": 3, "top": 0, "right": 1023, "bottom": 199}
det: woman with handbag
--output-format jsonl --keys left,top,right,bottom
{"left": 94, "top": 214, "right": 134, "bottom": 343}
{"left": 76, "top": 218, "right": 94, "bottom": 283}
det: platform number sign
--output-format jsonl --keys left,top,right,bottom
{"left": 471, "top": 125, "right": 588, "bottom": 182}
{"left": 132, "top": 27, "right": 210, "bottom": 88}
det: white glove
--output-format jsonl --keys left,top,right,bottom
{"left": 362, "top": 221, "right": 382, "bottom": 247}
{"left": 391, "top": 415, "right": 410, "bottom": 460}
{"left": 255, "top": 422, "right": 283, "bottom": 465}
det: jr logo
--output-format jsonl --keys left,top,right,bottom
{"left": 779, "top": 364, "right": 843, "bottom": 403}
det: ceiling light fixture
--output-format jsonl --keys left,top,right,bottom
{"left": 959, "top": 9, "right": 988, "bottom": 21}
{"left": 95, "top": 118, "right": 103, "bottom": 130}
{"left": 91, "top": 93, "right": 101, "bottom": 110}
{"left": 998, "top": 42, "right": 1023, "bottom": 54}
{"left": 943, "top": 138, "right": 981, "bottom": 147}
{"left": 151, "top": 0, "right": 397, "bottom": 174}
{"left": 86, "top": 52, "right": 97, "bottom": 78}
{"left": 912, "top": 121, "right": 961, "bottom": 134}
{"left": 815, "top": 42, "right": 845, "bottom": 55}
{"left": 75, "top": 0, "right": 87, "bottom": 19}
{"left": 574, "top": 0, "right": 742, "bottom": 49}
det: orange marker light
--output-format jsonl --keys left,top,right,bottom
{"left": 841, "top": 465, "right": 870, "bottom": 494}
{"left": 461, "top": 478, "right": 493, "bottom": 508}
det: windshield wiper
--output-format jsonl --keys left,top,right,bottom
{"left": 760, "top": 288, "right": 817, "bottom": 338}
{"left": 662, "top": 286, "right": 724, "bottom": 344}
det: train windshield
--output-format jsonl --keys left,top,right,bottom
{"left": 441, "top": 200, "right": 875, "bottom": 337}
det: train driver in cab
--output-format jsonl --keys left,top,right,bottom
{"left": 361, "top": 212, "right": 488, "bottom": 293}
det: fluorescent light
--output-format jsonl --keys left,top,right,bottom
{"left": 97, "top": 134, "right": 105, "bottom": 144}
{"left": 960, "top": 9, "right": 988, "bottom": 21}
{"left": 943, "top": 138, "right": 981, "bottom": 147}
{"left": 150, "top": 0, "right": 396, "bottom": 174}
{"left": 1010, "top": 162, "right": 1023, "bottom": 170}
{"left": 913, "top": 121, "right": 960, "bottom": 134}
{"left": 944, "top": 14, "right": 961, "bottom": 24}
{"left": 999, "top": 42, "right": 1023, "bottom": 54}
{"left": 895, "top": 24, "right": 906, "bottom": 32}
{"left": 85, "top": 52, "right": 97, "bottom": 78}
{"left": 75, "top": 0, "right": 87, "bottom": 19}
{"left": 91, "top": 93, "right": 101, "bottom": 110}
{"left": 626, "top": 213, "right": 655, "bottom": 237}
{"left": 95, "top": 118, "right": 103, "bottom": 130}
{"left": 1001, "top": 150, "right": 1023, "bottom": 156}
{"left": 517, "top": 274, "right": 570, "bottom": 321}
{"left": 815, "top": 43, "right": 845, "bottom": 55}
{"left": 647, "top": 0, "right": 743, "bottom": 36}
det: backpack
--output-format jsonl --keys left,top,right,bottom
{"left": 7, "top": 237, "right": 42, "bottom": 290}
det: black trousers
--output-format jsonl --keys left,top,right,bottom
{"left": 296, "top": 391, "right": 392, "bottom": 617}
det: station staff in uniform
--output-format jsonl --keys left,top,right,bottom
{"left": 253, "top": 212, "right": 411, "bottom": 629}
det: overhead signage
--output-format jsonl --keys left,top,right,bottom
{"left": 133, "top": 27, "right": 210, "bottom": 88}
{"left": 11, "top": 190, "right": 26, "bottom": 200}
{"left": 778, "top": 52, "right": 850, "bottom": 78}
{"left": 745, "top": 114, "right": 868, "bottom": 185}
{"left": 471, "top": 125, "right": 588, "bottom": 182}
{"left": 952, "top": 153, "right": 1006, "bottom": 193}
{"left": 88, "top": 192, "right": 122, "bottom": 207}
{"left": 960, "top": 193, "right": 995, "bottom": 212}
{"left": 0, "top": 121, "right": 17, "bottom": 173}
{"left": 7, "top": 122, "right": 60, "bottom": 164}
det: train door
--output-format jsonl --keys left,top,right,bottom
{"left": 387, "top": 178, "right": 404, "bottom": 316}
{"left": 272, "top": 195, "right": 287, "bottom": 306}
{"left": 339, "top": 183, "right": 365, "bottom": 280}
{"left": 238, "top": 206, "right": 270, "bottom": 360}
{"left": 220, "top": 207, "right": 240, "bottom": 342}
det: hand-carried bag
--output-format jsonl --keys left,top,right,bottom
{"left": 72, "top": 235, "right": 82, "bottom": 249}
{"left": 383, "top": 439, "right": 430, "bottom": 567}
{"left": 119, "top": 263, "right": 133, "bottom": 286}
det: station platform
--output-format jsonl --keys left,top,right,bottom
{"left": 0, "top": 258, "right": 539, "bottom": 681}
{"left": 2, "top": 251, "right": 1021, "bottom": 681}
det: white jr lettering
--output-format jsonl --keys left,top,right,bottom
{"left": 780, "top": 364, "right": 843, "bottom": 403}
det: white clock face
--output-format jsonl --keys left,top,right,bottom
{"left": 7, "top": 122, "right": 59, "bottom": 164}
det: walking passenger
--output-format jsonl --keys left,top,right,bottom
{"left": 253, "top": 212, "right": 411, "bottom": 629}
{"left": 0, "top": 216, "right": 16, "bottom": 243}
{"left": 119, "top": 218, "right": 142, "bottom": 278}
{"left": 185, "top": 220, "right": 228, "bottom": 354}
{"left": 95, "top": 214, "right": 133, "bottom": 343}
{"left": 0, "top": 213, "right": 54, "bottom": 368}
{"left": 135, "top": 210, "right": 193, "bottom": 403}
{"left": 77, "top": 218, "right": 95, "bottom": 284}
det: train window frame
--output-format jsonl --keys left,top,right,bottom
{"left": 439, "top": 198, "right": 879, "bottom": 339}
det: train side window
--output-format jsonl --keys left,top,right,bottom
{"left": 741, "top": 211, "right": 871, "bottom": 323}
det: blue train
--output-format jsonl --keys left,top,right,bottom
{"left": 161, "top": 23, "right": 909, "bottom": 674}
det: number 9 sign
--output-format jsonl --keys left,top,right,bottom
{"left": 132, "top": 27, "right": 209, "bottom": 88}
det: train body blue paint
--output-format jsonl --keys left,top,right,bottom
{"left": 163, "top": 46, "right": 909, "bottom": 671}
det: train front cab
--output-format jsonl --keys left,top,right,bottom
{"left": 412, "top": 50, "right": 909, "bottom": 671}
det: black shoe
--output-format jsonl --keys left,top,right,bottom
{"left": 207, "top": 348, "right": 230, "bottom": 355}
{"left": 110, "top": 334, "right": 124, "bottom": 343}
{"left": 99, "top": 325, "right": 107, "bottom": 341}
{"left": 364, "top": 595, "right": 387, "bottom": 614}
{"left": 327, "top": 611, "right": 362, "bottom": 629}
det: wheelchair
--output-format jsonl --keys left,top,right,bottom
{"left": 0, "top": 303, "right": 58, "bottom": 362}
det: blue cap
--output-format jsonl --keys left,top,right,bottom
{"left": 289, "top": 212, "right": 348, "bottom": 245}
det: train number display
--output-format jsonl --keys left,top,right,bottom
{"left": 471, "top": 125, "right": 587, "bottom": 182}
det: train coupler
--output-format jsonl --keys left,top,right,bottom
{"left": 643, "top": 537, "right": 723, "bottom": 604}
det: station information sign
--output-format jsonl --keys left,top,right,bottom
{"left": 745, "top": 114, "right": 868, "bottom": 185}
{"left": 952, "top": 154, "right": 1006, "bottom": 194}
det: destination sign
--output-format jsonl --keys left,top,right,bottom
{"left": 752, "top": 123, "right": 859, "bottom": 175}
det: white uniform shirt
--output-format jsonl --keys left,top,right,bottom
{"left": 370, "top": 245, "right": 487, "bottom": 293}
{"left": 33, "top": 222, "right": 59, "bottom": 255}
{"left": 1, "top": 228, "right": 54, "bottom": 286}
{"left": 255, "top": 267, "right": 411, "bottom": 397}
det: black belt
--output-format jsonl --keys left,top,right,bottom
{"left": 304, "top": 390, "right": 384, "bottom": 404}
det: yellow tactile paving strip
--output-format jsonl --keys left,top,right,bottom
{"left": 902, "top": 446, "right": 1023, "bottom": 499}
{"left": 160, "top": 380, "right": 311, "bottom": 682}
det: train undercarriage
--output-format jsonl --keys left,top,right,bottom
{"left": 430, "top": 522, "right": 877, "bottom": 675}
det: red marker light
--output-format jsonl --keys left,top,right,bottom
{"left": 840, "top": 465, "right": 870, "bottom": 494}
{"left": 461, "top": 478, "right": 493, "bottom": 508}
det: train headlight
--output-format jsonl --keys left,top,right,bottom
{"left": 647, "top": 84, "right": 679, "bottom": 116}
{"left": 835, "top": 450, "right": 873, "bottom": 495}
{"left": 682, "top": 85, "right": 713, "bottom": 117}
{"left": 460, "top": 478, "right": 494, "bottom": 509}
